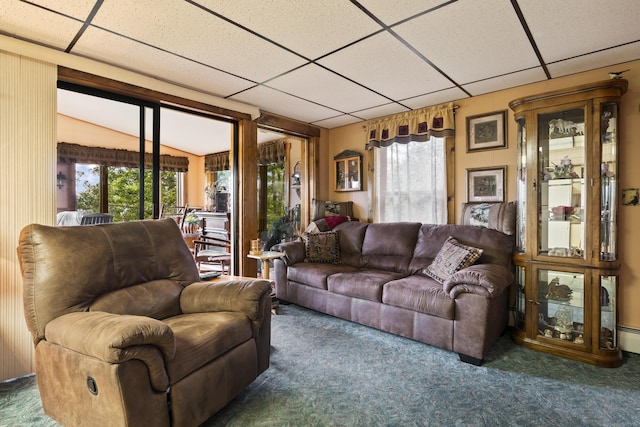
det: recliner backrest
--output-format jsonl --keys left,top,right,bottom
{"left": 18, "top": 218, "right": 200, "bottom": 344}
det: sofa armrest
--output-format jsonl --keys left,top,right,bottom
{"left": 443, "top": 264, "right": 514, "bottom": 298}
{"left": 180, "top": 279, "right": 271, "bottom": 321}
{"left": 272, "top": 240, "right": 305, "bottom": 265}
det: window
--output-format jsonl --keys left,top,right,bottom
{"left": 76, "top": 164, "right": 179, "bottom": 222}
{"left": 375, "top": 137, "right": 447, "bottom": 223}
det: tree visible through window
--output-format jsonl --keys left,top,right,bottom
{"left": 77, "top": 164, "right": 178, "bottom": 222}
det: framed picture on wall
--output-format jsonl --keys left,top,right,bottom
{"left": 466, "top": 110, "right": 507, "bottom": 152}
{"left": 466, "top": 166, "right": 506, "bottom": 202}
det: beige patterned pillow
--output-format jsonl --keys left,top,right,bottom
{"left": 302, "top": 231, "right": 341, "bottom": 263}
{"left": 424, "top": 236, "right": 483, "bottom": 284}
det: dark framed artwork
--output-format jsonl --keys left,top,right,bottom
{"left": 466, "top": 110, "right": 507, "bottom": 152}
{"left": 466, "top": 166, "right": 506, "bottom": 202}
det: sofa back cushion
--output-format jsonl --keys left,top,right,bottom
{"left": 18, "top": 219, "right": 200, "bottom": 343}
{"left": 333, "top": 221, "right": 369, "bottom": 266}
{"left": 360, "top": 222, "right": 422, "bottom": 274}
{"left": 409, "top": 224, "right": 514, "bottom": 274}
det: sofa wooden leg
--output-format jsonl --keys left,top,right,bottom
{"left": 458, "top": 354, "right": 483, "bottom": 366}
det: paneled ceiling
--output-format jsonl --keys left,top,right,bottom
{"left": 2, "top": 0, "right": 640, "bottom": 146}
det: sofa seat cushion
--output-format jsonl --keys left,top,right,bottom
{"left": 328, "top": 269, "right": 406, "bottom": 302}
{"left": 164, "top": 311, "right": 252, "bottom": 383}
{"left": 288, "top": 263, "right": 358, "bottom": 290}
{"left": 382, "top": 275, "right": 455, "bottom": 320}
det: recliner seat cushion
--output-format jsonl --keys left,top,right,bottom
{"left": 328, "top": 270, "right": 406, "bottom": 302}
{"left": 164, "top": 312, "right": 252, "bottom": 383}
{"left": 382, "top": 275, "right": 455, "bottom": 320}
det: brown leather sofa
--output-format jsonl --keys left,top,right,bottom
{"left": 17, "top": 218, "right": 272, "bottom": 427}
{"left": 274, "top": 221, "right": 514, "bottom": 365}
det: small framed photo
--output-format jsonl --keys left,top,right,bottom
{"left": 466, "top": 166, "right": 506, "bottom": 202}
{"left": 467, "top": 110, "right": 507, "bottom": 152}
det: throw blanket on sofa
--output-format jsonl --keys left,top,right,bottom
{"left": 304, "top": 215, "right": 348, "bottom": 234}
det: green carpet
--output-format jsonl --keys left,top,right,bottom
{"left": 2, "top": 304, "right": 639, "bottom": 426}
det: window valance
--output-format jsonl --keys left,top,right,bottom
{"left": 204, "top": 140, "right": 288, "bottom": 172}
{"left": 204, "top": 151, "right": 230, "bottom": 173}
{"left": 365, "top": 102, "right": 455, "bottom": 150}
{"left": 258, "top": 140, "right": 287, "bottom": 165}
{"left": 57, "top": 142, "right": 189, "bottom": 172}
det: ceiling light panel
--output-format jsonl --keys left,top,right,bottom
{"left": 519, "top": 0, "right": 640, "bottom": 63}
{"left": 73, "top": 27, "right": 256, "bottom": 98}
{"left": 394, "top": 0, "right": 539, "bottom": 85}
{"left": 0, "top": 2, "right": 84, "bottom": 50}
{"left": 89, "top": 0, "right": 307, "bottom": 83}
{"left": 230, "top": 85, "right": 341, "bottom": 124}
{"left": 196, "top": 0, "right": 382, "bottom": 59}
{"left": 357, "top": 0, "right": 452, "bottom": 26}
{"left": 266, "top": 63, "right": 391, "bottom": 114}
{"left": 318, "top": 31, "right": 453, "bottom": 100}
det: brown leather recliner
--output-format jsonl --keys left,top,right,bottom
{"left": 17, "top": 218, "right": 271, "bottom": 427}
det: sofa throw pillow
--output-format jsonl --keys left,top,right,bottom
{"left": 423, "top": 236, "right": 483, "bottom": 284}
{"left": 303, "top": 231, "right": 341, "bottom": 264}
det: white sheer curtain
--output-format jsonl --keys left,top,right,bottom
{"left": 375, "top": 137, "right": 447, "bottom": 223}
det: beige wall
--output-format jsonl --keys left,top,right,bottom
{"left": 327, "top": 59, "right": 640, "bottom": 335}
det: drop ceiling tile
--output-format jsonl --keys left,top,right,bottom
{"left": 0, "top": 1, "right": 83, "bottom": 50}
{"left": 266, "top": 64, "right": 391, "bottom": 114}
{"left": 548, "top": 42, "right": 640, "bottom": 79}
{"left": 196, "top": 0, "right": 382, "bottom": 59}
{"left": 357, "top": 0, "right": 453, "bottom": 26}
{"left": 230, "top": 85, "right": 341, "bottom": 124}
{"left": 313, "top": 114, "right": 364, "bottom": 129}
{"left": 519, "top": 0, "right": 640, "bottom": 63}
{"left": 318, "top": 31, "right": 453, "bottom": 101}
{"left": 73, "top": 27, "right": 256, "bottom": 98}
{"left": 30, "top": 0, "right": 99, "bottom": 20}
{"left": 352, "top": 103, "right": 410, "bottom": 121}
{"left": 463, "top": 67, "right": 548, "bottom": 97}
{"left": 393, "top": 0, "right": 539, "bottom": 84}
{"left": 89, "top": 0, "right": 307, "bottom": 83}
{"left": 400, "top": 87, "right": 468, "bottom": 110}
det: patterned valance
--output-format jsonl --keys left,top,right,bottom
{"left": 204, "top": 140, "right": 288, "bottom": 172}
{"left": 365, "top": 102, "right": 456, "bottom": 150}
{"left": 57, "top": 142, "right": 189, "bottom": 172}
{"left": 258, "top": 140, "right": 287, "bottom": 165}
{"left": 204, "top": 151, "right": 230, "bottom": 173}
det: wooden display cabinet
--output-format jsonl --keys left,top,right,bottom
{"left": 509, "top": 79, "right": 627, "bottom": 367}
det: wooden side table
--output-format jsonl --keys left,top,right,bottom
{"left": 246, "top": 251, "right": 284, "bottom": 281}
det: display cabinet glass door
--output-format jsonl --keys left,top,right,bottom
{"left": 599, "top": 274, "right": 617, "bottom": 350}
{"left": 537, "top": 107, "right": 586, "bottom": 258}
{"left": 534, "top": 268, "right": 586, "bottom": 346}
{"left": 600, "top": 103, "right": 618, "bottom": 261}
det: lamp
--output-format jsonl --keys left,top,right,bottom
{"left": 56, "top": 171, "right": 66, "bottom": 190}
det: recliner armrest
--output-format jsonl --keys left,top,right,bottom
{"left": 443, "top": 264, "right": 514, "bottom": 298}
{"left": 45, "top": 311, "right": 175, "bottom": 391}
{"left": 45, "top": 311, "right": 176, "bottom": 361}
{"left": 180, "top": 279, "right": 271, "bottom": 321}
